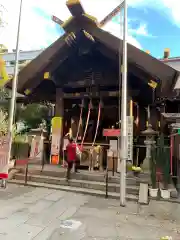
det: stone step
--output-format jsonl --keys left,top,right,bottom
{"left": 14, "top": 173, "right": 139, "bottom": 195}
{"left": 8, "top": 179, "right": 138, "bottom": 202}
{"left": 21, "top": 168, "right": 149, "bottom": 186}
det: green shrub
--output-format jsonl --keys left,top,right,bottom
{"left": 11, "top": 135, "right": 29, "bottom": 159}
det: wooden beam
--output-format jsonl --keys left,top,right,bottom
{"left": 18, "top": 88, "right": 140, "bottom": 102}
{"left": 61, "top": 66, "right": 118, "bottom": 87}
{"left": 62, "top": 90, "right": 139, "bottom": 99}
{"left": 61, "top": 17, "right": 81, "bottom": 33}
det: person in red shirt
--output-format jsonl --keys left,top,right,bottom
{"left": 66, "top": 138, "right": 79, "bottom": 180}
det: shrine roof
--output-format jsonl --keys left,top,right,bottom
{"left": 6, "top": 0, "right": 180, "bottom": 101}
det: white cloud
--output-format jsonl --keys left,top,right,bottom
{"left": 161, "top": 0, "right": 180, "bottom": 25}
{"left": 128, "top": 0, "right": 180, "bottom": 27}
{"left": 33, "top": 0, "right": 121, "bottom": 22}
{"left": 128, "top": 22, "right": 155, "bottom": 39}
{"left": 134, "top": 24, "right": 148, "bottom": 36}
{"left": 102, "top": 21, "right": 142, "bottom": 49}
{"left": 0, "top": 0, "right": 142, "bottom": 51}
{"left": 0, "top": 0, "right": 60, "bottom": 51}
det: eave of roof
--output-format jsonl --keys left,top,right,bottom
{"left": 160, "top": 57, "right": 180, "bottom": 63}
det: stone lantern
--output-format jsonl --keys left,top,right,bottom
{"left": 141, "top": 124, "right": 158, "bottom": 171}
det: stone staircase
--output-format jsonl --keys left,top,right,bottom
{"left": 9, "top": 166, "right": 150, "bottom": 202}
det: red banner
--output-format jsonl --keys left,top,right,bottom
{"left": 103, "top": 129, "right": 120, "bottom": 137}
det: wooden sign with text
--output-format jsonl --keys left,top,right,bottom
{"left": 103, "top": 129, "right": 120, "bottom": 137}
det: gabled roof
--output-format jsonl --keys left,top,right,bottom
{"left": 6, "top": 0, "right": 180, "bottom": 99}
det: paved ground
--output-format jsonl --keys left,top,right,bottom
{"left": 0, "top": 184, "right": 180, "bottom": 240}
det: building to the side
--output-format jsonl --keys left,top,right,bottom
{"left": 160, "top": 48, "right": 180, "bottom": 71}
{"left": 160, "top": 50, "right": 180, "bottom": 90}
{"left": 1, "top": 49, "right": 43, "bottom": 76}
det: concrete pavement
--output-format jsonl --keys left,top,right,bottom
{"left": 0, "top": 184, "right": 179, "bottom": 239}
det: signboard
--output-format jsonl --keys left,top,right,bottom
{"left": 170, "top": 123, "right": 180, "bottom": 129}
{"left": 0, "top": 136, "right": 9, "bottom": 179}
{"left": 109, "top": 140, "right": 118, "bottom": 151}
{"left": 162, "top": 113, "right": 180, "bottom": 119}
{"left": 51, "top": 134, "right": 61, "bottom": 155}
{"left": 103, "top": 129, "right": 120, "bottom": 137}
{"left": 127, "top": 116, "right": 133, "bottom": 161}
{"left": 51, "top": 117, "right": 63, "bottom": 164}
{"left": 109, "top": 140, "right": 118, "bottom": 157}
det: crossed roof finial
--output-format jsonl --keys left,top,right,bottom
{"left": 60, "top": 0, "right": 98, "bottom": 32}
{"left": 66, "top": 0, "right": 85, "bottom": 17}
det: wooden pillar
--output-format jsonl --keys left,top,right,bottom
{"left": 139, "top": 106, "right": 146, "bottom": 132}
{"left": 56, "top": 88, "right": 64, "bottom": 153}
{"left": 129, "top": 99, "right": 133, "bottom": 117}
{"left": 150, "top": 106, "right": 159, "bottom": 131}
{"left": 55, "top": 88, "right": 64, "bottom": 118}
{"left": 127, "top": 97, "right": 133, "bottom": 116}
{"left": 160, "top": 102, "right": 166, "bottom": 134}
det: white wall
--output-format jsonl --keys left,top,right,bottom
{"left": 1, "top": 50, "right": 43, "bottom": 62}
{"left": 1, "top": 50, "right": 43, "bottom": 76}
{"left": 165, "top": 61, "right": 180, "bottom": 72}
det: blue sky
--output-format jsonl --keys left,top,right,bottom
{"left": 126, "top": 6, "right": 180, "bottom": 58}
{"left": 1, "top": 0, "right": 180, "bottom": 58}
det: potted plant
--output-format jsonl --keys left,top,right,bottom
{"left": 149, "top": 145, "right": 158, "bottom": 198}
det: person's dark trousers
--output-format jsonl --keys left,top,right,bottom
{"left": 75, "top": 159, "right": 80, "bottom": 172}
{"left": 66, "top": 161, "right": 73, "bottom": 180}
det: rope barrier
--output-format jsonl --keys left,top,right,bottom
{"left": 92, "top": 101, "right": 101, "bottom": 147}
{"left": 75, "top": 99, "right": 84, "bottom": 143}
{"left": 81, "top": 101, "right": 92, "bottom": 147}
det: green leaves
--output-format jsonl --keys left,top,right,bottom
{"left": 17, "top": 103, "right": 49, "bottom": 129}
{"left": 0, "top": 109, "right": 8, "bottom": 135}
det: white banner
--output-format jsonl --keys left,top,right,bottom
{"left": 51, "top": 134, "right": 61, "bottom": 155}
{"left": 127, "top": 116, "right": 133, "bottom": 161}
{"left": 30, "top": 135, "right": 44, "bottom": 161}
{"left": 51, "top": 117, "right": 62, "bottom": 157}
{"left": 63, "top": 138, "right": 69, "bottom": 151}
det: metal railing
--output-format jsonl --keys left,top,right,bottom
{"left": 15, "top": 149, "right": 45, "bottom": 185}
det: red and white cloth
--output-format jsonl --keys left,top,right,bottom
{"left": 0, "top": 136, "right": 9, "bottom": 179}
